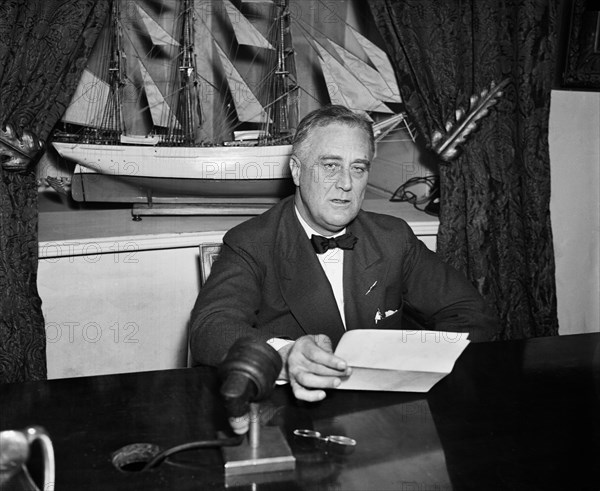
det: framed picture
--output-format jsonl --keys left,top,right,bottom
{"left": 562, "top": 0, "right": 600, "bottom": 90}
{"left": 199, "top": 244, "right": 223, "bottom": 286}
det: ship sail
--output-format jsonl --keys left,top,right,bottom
{"left": 328, "top": 39, "right": 400, "bottom": 104}
{"left": 138, "top": 61, "right": 180, "bottom": 131}
{"left": 52, "top": 0, "right": 414, "bottom": 202}
{"left": 214, "top": 43, "right": 270, "bottom": 124}
{"left": 348, "top": 25, "right": 402, "bottom": 103}
{"left": 223, "top": 0, "right": 274, "bottom": 50}
{"left": 136, "top": 3, "right": 179, "bottom": 47}
{"left": 314, "top": 42, "right": 393, "bottom": 114}
{"left": 61, "top": 69, "right": 110, "bottom": 128}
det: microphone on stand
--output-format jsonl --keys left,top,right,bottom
{"left": 218, "top": 337, "right": 282, "bottom": 435}
{"left": 217, "top": 337, "right": 296, "bottom": 478}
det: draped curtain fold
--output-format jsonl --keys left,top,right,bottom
{"left": 0, "top": 0, "right": 109, "bottom": 383}
{"left": 369, "top": 0, "right": 558, "bottom": 339}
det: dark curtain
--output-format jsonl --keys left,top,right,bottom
{"left": 0, "top": 0, "right": 109, "bottom": 383}
{"left": 369, "top": 1, "right": 558, "bottom": 339}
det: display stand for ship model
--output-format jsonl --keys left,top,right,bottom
{"left": 130, "top": 198, "right": 281, "bottom": 221}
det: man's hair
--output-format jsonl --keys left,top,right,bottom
{"left": 291, "top": 105, "right": 374, "bottom": 158}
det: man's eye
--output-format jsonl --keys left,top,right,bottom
{"left": 323, "top": 162, "right": 338, "bottom": 171}
{"left": 352, "top": 166, "right": 368, "bottom": 175}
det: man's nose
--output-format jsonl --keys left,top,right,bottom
{"left": 336, "top": 168, "right": 352, "bottom": 191}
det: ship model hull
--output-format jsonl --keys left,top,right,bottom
{"left": 54, "top": 141, "right": 294, "bottom": 201}
{"left": 70, "top": 168, "right": 295, "bottom": 202}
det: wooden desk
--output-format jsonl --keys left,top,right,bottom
{"left": 3, "top": 334, "right": 597, "bottom": 490}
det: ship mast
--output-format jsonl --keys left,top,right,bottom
{"left": 269, "top": 0, "right": 297, "bottom": 142}
{"left": 177, "top": 0, "right": 201, "bottom": 145}
{"left": 100, "top": 0, "right": 125, "bottom": 143}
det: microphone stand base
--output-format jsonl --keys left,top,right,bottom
{"left": 222, "top": 426, "right": 295, "bottom": 480}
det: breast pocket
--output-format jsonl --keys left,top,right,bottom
{"left": 374, "top": 294, "right": 404, "bottom": 330}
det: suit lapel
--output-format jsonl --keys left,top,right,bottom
{"left": 344, "top": 213, "right": 387, "bottom": 332}
{"left": 275, "top": 202, "right": 346, "bottom": 343}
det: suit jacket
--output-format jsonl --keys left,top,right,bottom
{"left": 190, "top": 195, "right": 498, "bottom": 366}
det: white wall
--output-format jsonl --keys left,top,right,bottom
{"left": 549, "top": 90, "right": 600, "bottom": 335}
{"left": 38, "top": 246, "right": 202, "bottom": 378}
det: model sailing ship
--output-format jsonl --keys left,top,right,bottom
{"left": 51, "top": 0, "right": 413, "bottom": 202}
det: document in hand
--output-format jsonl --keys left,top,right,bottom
{"left": 333, "top": 329, "right": 470, "bottom": 392}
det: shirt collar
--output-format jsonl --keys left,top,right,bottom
{"left": 294, "top": 205, "right": 346, "bottom": 239}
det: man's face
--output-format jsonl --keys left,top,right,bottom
{"left": 291, "top": 122, "right": 372, "bottom": 236}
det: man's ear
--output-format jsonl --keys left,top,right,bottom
{"left": 289, "top": 155, "right": 301, "bottom": 187}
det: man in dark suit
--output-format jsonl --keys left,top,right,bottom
{"left": 190, "top": 105, "right": 498, "bottom": 404}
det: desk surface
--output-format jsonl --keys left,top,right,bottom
{"left": 2, "top": 333, "right": 599, "bottom": 490}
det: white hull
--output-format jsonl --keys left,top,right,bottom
{"left": 70, "top": 164, "right": 295, "bottom": 201}
{"left": 52, "top": 142, "right": 293, "bottom": 180}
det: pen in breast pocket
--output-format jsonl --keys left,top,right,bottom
{"left": 365, "top": 281, "right": 377, "bottom": 295}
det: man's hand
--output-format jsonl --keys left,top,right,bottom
{"left": 279, "top": 334, "right": 351, "bottom": 402}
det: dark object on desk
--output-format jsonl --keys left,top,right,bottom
{"left": 137, "top": 435, "right": 243, "bottom": 472}
{"left": 218, "top": 337, "right": 296, "bottom": 479}
{"left": 218, "top": 337, "right": 282, "bottom": 421}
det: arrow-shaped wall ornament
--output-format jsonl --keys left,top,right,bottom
{"left": 431, "top": 78, "right": 510, "bottom": 162}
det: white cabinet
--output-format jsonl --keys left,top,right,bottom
{"left": 39, "top": 246, "right": 207, "bottom": 379}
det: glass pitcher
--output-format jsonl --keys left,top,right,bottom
{"left": 0, "top": 426, "right": 55, "bottom": 491}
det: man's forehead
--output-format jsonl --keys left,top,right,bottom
{"left": 310, "top": 121, "right": 366, "bottom": 134}
{"left": 304, "top": 123, "right": 371, "bottom": 147}
{"left": 294, "top": 122, "right": 373, "bottom": 164}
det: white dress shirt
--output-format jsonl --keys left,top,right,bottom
{"left": 295, "top": 208, "right": 347, "bottom": 328}
{"left": 266, "top": 206, "right": 348, "bottom": 353}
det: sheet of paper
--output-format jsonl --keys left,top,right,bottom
{"left": 333, "top": 329, "right": 470, "bottom": 392}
